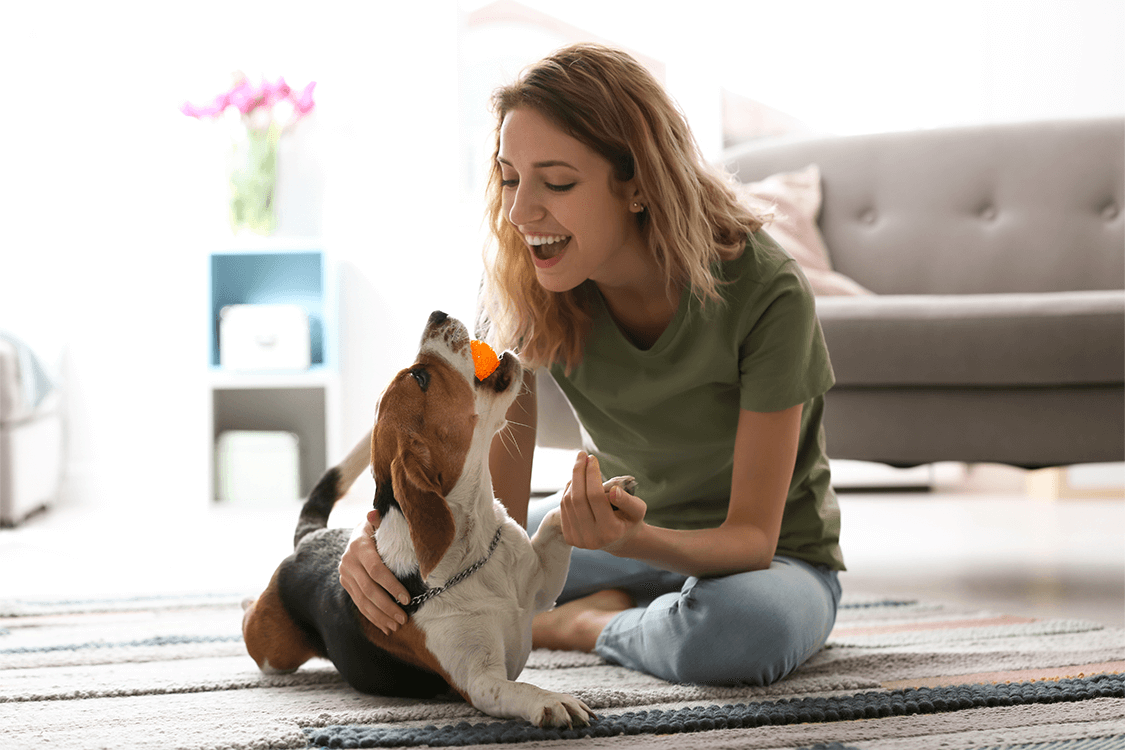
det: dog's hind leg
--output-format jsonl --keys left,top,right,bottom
{"left": 242, "top": 570, "right": 317, "bottom": 674}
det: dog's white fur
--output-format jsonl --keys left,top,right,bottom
{"left": 375, "top": 317, "right": 591, "bottom": 727}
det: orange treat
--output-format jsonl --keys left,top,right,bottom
{"left": 471, "top": 340, "right": 500, "bottom": 380}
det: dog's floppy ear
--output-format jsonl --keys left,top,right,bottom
{"left": 389, "top": 441, "right": 456, "bottom": 580}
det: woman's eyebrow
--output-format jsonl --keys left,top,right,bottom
{"left": 497, "top": 156, "right": 578, "bottom": 170}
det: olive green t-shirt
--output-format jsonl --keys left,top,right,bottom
{"left": 548, "top": 231, "right": 845, "bottom": 570}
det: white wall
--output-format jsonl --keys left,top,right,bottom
{"left": 493, "top": 0, "right": 1125, "bottom": 158}
{"left": 1, "top": 0, "right": 1121, "bottom": 512}
{"left": 2, "top": 1, "right": 468, "bottom": 510}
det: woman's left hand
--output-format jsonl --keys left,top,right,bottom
{"left": 560, "top": 452, "right": 647, "bottom": 554}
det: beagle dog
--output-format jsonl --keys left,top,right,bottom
{"left": 241, "top": 311, "right": 593, "bottom": 728}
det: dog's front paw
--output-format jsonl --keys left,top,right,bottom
{"left": 530, "top": 691, "right": 593, "bottom": 728}
{"left": 603, "top": 475, "right": 637, "bottom": 497}
{"left": 539, "top": 507, "right": 565, "bottom": 533}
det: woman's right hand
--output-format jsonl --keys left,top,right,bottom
{"left": 339, "top": 510, "right": 412, "bottom": 635}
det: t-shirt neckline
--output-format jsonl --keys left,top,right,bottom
{"left": 590, "top": 282, "right": 693, "bottom": 357}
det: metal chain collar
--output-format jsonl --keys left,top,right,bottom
{"left": 408, "top": 526, "right": 504, "bottom": 611}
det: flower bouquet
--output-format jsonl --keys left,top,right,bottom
{"left": 181, "top": 74, "right": 316, "bottom": 235}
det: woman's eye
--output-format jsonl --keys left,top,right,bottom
{"left": 546, "top": 182, "right": 576, "bottom": 193}
{"left": 500, "top": 178, "right": 518, "bottom": 188}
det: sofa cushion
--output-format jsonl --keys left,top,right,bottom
{"left": 817, "top": 290, "right": 1125, "bottom": 387}
{"left": 735, "top": 165, "right": 871, "bottom": 296}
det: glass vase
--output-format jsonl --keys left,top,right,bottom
{"left": 228, "top": 124, "right": 279, "bottom": 235}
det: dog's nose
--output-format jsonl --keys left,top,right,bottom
{"left": 428, "top": 311, "right": 449, "bottom": 327}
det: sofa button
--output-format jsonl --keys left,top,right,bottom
{"left": 979, "top": 205, "right": 998, "bottom": 221}
{"left": 860, "top": 209, "right": 877, "bottom": 225}
{"left": 1102, "top": 203, "right": 1119, "bottom": 221}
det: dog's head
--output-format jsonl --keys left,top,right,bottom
{"left": 371, "top": 311, "right": 522, "bottom": 579}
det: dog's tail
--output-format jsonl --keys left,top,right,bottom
{"left": 293, "top": 430, "right": 372, "bottom": 548}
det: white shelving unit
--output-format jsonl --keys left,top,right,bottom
{"left": 207, "top": 240, "right": 340, "bottom": 502}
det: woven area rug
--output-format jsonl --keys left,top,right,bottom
{"left": 1, "top": 593, "right": 1122, "bottom": 750}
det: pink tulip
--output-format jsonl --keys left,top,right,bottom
{"left": 228, "top": 78, "right": 266, "bottom": 115}
{"left": 180, "top": 92, "right": 231, "bottom": 120}
{"left": 292, "top": 81, "right": 316, "bottom": 115}
{"left": 180, "top": 101, "right": 203, "bottom": 118}
{"left": 266, "top": 77, "right": 292, "bottom": 107}
{"left": 181, "top": 75, "right": 315, "bottom": 125}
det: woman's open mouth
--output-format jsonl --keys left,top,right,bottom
{"left": 525, "top": 234, "right": 571, "bottom": 268}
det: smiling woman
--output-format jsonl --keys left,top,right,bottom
{"left": 495, "top": 156, "right": 578, "bottom": 268}
{"left": 496, "top": 107, "right": 644, "bottom": 295}
{"left": 481, "top": 45, "right": 765, "bottom": 370}
{"left": 430, "top": 42, "right": 846, "bottom": 689}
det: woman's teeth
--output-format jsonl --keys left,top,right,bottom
{"left": 525, "top": 234, "right": 571, "bottom": 260}
{"left": 525, "top": 234, "right": 569, "bottom": 246}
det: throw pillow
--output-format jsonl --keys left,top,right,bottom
{"left": 736, "top": 164, "right": 872, "bottom": 296}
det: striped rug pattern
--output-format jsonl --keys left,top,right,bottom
{"left": 0, "top": 594, "right": 1121, "bottom": 749}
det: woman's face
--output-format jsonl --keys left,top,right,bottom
{"left": 497, "top": 107, "right": 644, "bottom": 293}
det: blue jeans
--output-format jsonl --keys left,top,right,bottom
{"left": 528, "top": 494, "right": 842, "bottom": 687}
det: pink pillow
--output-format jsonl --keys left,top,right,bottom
{"left": 736, "top": 164, "right": 872, "bottom": 296}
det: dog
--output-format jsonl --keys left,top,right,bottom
{"left": 241, "top": 311, "right": 593, "bottom": 728}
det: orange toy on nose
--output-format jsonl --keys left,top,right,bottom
{"left": 470, "top": 340, "right": 500, "bottom": 380}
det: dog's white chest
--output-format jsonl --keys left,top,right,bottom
{"left": 375, "top": 511, "right": 419, "bottom": 578}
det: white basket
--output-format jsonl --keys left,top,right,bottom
{"left": 219, "top": 304, "right": 311, "bottom": 371}
{"left": 216, "top": 430, "right": 300, "bottom": 504}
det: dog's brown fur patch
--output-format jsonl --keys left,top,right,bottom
{"left": 242, "top": 571, "right": 317, "bottom": 673}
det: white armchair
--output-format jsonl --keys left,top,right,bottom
{"left": 0, "top": 334, "right": 63, "bottom": 527}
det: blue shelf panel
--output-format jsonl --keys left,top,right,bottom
{"left": 208, "top": 250, "right": 330, "bottom": 369}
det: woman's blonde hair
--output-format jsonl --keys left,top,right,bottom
{"left": 479, "top": 43, "right": 765, "bottom": 371}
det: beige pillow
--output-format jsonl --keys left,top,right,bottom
{"left": 736, "top": 164, "right": 872, "bottom": 296}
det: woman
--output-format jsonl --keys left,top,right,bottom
{"left": 341, "top": 43, "right": 843, "bottom": 687}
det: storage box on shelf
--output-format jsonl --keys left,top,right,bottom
{"left": 215, "top": 430, "right": 301, "bottom": 504}
{"left": 207, "top": 244, "right": 339, "bottom": 503}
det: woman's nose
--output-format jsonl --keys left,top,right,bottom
{"left": 506, "top": 184, "right": 544, "bottom": 227}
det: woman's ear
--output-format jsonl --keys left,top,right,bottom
{"left": 627, "top": 185, "right": 646, "bottom": 213}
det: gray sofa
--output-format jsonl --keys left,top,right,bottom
{"left": 537, "top": 118, "right": 1124, "bottom": 469}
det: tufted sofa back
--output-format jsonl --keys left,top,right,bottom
{"left": 723, "top": 118, "right": 1124, "bottom": 295}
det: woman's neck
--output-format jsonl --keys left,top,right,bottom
{"left": 595, "top": 272, "right": 682, "bottom": 350}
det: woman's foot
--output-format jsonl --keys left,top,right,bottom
{"left": 533, "top": 589, "right": 634, "bottom": 652}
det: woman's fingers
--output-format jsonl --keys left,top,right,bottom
{"left": 559, "top": 452, "right": 638, "bottom": 550}
{"left": 339, "top": 519, "right": 409, "bottom": 636}
{"left": 608, "top": 485, "right": 647, "bottom": 523}
{"left": 360, "top": 545, "right": 411, "bottom": 609}
{"left": 583, "top": 454, "right": 615, "bottom": 524}
{"left": 340, "top": 564, "right": 404, "bottom": 636}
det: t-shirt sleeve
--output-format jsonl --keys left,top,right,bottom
{"left": 738, "top": 259, "right": 836, "bottom": 412}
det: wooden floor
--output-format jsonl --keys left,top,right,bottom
{"left": 2, "top": 462, "right": 1122, "bottom": 628}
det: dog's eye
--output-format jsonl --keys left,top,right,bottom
{"left": 410, "top": 368, "right": 430, "bottom": 391}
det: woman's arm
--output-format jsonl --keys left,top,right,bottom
{"left": 489, "top": 369, "right": 538, "bottom": 527}
{"left": 561, "top": 404, "right": 802, "bottom": 578}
